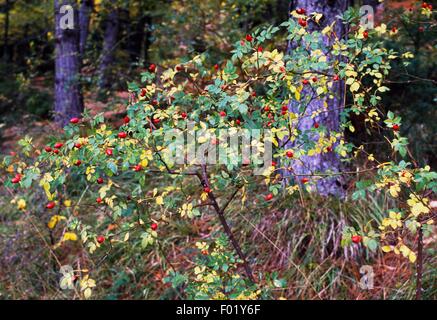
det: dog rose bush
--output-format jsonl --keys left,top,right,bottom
{"left": 2, "top": 7, "right": 435, "bottom": 299}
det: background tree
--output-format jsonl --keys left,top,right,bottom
{"left": 126, "top": 1, "right": 160, "bottom": 67}
{"left": 54, "top": 0, "right": 83, "bottom": 126}
{"left": 287, "top": 0, "right": 351, "bottom": 197}
{"left": 1, "top": 0, "right": 14, "bottom": 62}
{"left": 97, "top": 0, "right": 119, "bottom": 91}
{"left": 79, "top": 0, "right": 93, "bottom": 58}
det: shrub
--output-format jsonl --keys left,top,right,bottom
{"left": 1, "top": 6, "right": 435, "bottom": 299}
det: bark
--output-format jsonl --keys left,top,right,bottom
{"left": 362, "top": 0, "right": 383, "bottom": 8}
{"left": 13, "top": 24, "right": 29, "bottom": 66}
{"left": 127, "top": 15, "right": 147, "bottom": 63}
{"left": 54, "top": 0, "right": 84, "bottom": 127}
{"left": 199, "top": 165, "right": 255, "bottom": 283}
{"left": 2, "top": 0, "right": 11, "bottom": 62}
{"left": 287, "top": 0, "right": 351, "bottom": 197}
{"left": 79, "top": 0, "right": 93, "bottom": 58}
{"left": 98, "top": 1, "right": 119, "bottom": 90}
{"left": 143, "top": 16, "right": 152, "bottom": 63}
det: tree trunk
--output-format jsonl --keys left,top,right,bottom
{"left": 98, "top": 1, "right": 119, "bottom": 90}
{"left": 79, "top": 0, "right": 93, "bottom": 58}
{"left": 127, "top": 15, "right": 148, "bottom": 64}
{"left": 362, "top": 0, "right": 383, "bottom": 8}
{"left": 54, "top": 0, "right": 84, "bottom": 126}
{"left": 2, "top": 0, "right": 11, "bottom": 62}
{"left": 287, "top": 0, "right": 350, "bottom": 197}
{"left": 143, "top": 16, "right": 152, "bottom": 63}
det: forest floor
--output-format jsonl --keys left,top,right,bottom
{"left": 0, "top": 88, "right": 129, "bottom": 154}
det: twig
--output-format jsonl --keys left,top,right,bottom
{"left": 199, "top": 164, "right": 255, "bottom": 283}
{"left": 416, "top": 227, "right": 423, "bottom": 300}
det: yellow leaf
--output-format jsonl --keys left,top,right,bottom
{"left": 408, "top": 252, "right": 417, "bottom": 263}
{"left": 316, "top": 86, "right": 324, "bottom": 96}
{"left": 389, "top": 184, "right": 400, "bottom": 198}
{"left": 350, "top": 81, "right": 360, "bottom": 92}
{"left": 64, "top": 200, "right": 72, "bottom": 207}
{"left": 140, "top": 159, "right": 149, "bottom": 167}
{"left": 198, "top": 136, "right": 208, "bottom": 144}
{"left": 104, "top": 196, "right": 115, "bottom": 208}
{"left": 201, "top": 192, "right": 209, "bottom": 201}
{"left": 313, "top": 13, "right": 323, "bottom": 23}
{"left": 63, "top": 232, "right": 78, "bottom": 242}
{"left": 381, "top": 246, "right": 392, "bottom": 253}
{"left": 271, "top": 137, "right": 278, "bottom": 147}
{"left": 295, "top": 90, "right": 301, "bottom": 101}
{"left": 399, "top": 245, "right": 410, "bottom": 258}
{"left": 48, "top": 215, "right": 66, "bottom": 229}
{"left": 345, "top": 69, "right": 357, "bottom": 78}
{"left": 84, "top": 288, "right": 92, "bottom": 299}
{"left": 17, "top": 199, "right": 26, "bottom": 211}
{"left": 86, "top": 166, "right": 95, "bottom": 175}
{"left": 99, "top": 184, "right": 111, "bottom": 199}
{"left": 322, "top": 25, "right": 331, "bottom": 35}
{"left": 156, "top": 196, "right": 164, "bottom": 205}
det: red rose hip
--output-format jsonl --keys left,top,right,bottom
{"left": 46, "top": 202, "right": 56, "bottom": 209}
{"left": 265, "top": 193, "right": 273, "bottom": 201}
{"left": 352, "top": 235, "right": 362, "bottom": 244}
{"left": 301, "top": 177, "right": 309, "bottom": 184}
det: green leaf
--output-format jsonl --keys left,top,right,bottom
{"left": 366, "top": 239, "right": 378, "bottom": 252}
{"left": 107, "top": 161, "right": 118, "bottom": 174}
